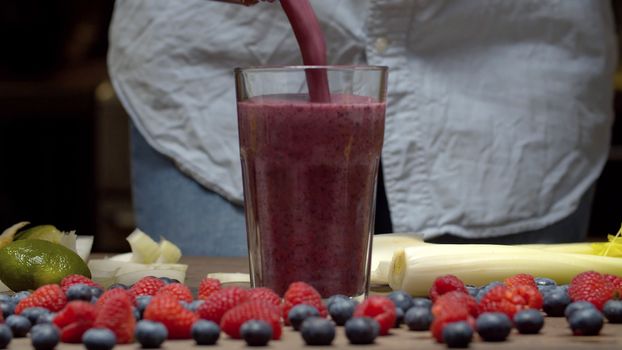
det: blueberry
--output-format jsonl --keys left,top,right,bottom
{"left": 475, "top": 312, "right": 512, "bottom": 342}
{"left": 66, "top": 284, "right": 93, "bottom": 301}
{"left": 565, "top": 301, "right": 596, "bottom": 319}
{"left": 133, "top": 307, "right": 141, "bottom": 321}
{"left": 568, "top": 308, "right": 604, "bottom": 336}
{"left": 181, "top": 300, "right": 204, "bottom": 313}
{"left": 135, "top": 320, "right": 168, "bottom": 348}
{"left": 0, "top": 324, "right": 12, "bottom": 349}
{"left": 513, "top": 309, "right": 544, "bottom": 334}
{"left": 394, "top": 307, "right": 404, "bottom": 328}
{"left": 107, "top": 283, "right": 129, "bottom": 290}
{"left": 30, "top": 324, "right": 60, "bottom": 350}
{"left": 542, "top": 289, "right": 571, "bottom": 317}
{"left": 387, "top": 290, "right": 413, "bottom": 312}
{"left": 300, "top": 317, "right": 335, "bottom": 346}
{"left": 288, "top": 304, "right": 320, "bottom": 331}
{"left": 476, "top": 281, "right": 504, "bottom": 302}
{"left": 0, "top": 295, "right": 11, "bottom": 304}
{"left": 159, "top": 277, "right": 179, "bottom": 284}
{"left": 240, "top": 320, "right": 272, "bottom": 346}
{"left": 404, "top": 306, "right": 433, "bottom": 331}
{"left": 442, "top": 321, "right": 473, "bottom": 348}
{"left": 135, "top": 295, "right": 152, "bottom": 318}
{"left": 82, "top": 328, "right": 116, "bottom": 350}
{"left": 0, "top": 302, "right": 15, "bottom": 319}
{"left": 328, "top": 299, "right": 356, "bottom": 326}
{"left": 36, "top": 313, "right": 56, "bottom": 325}
{"left": 326, "top": 294, "right": 350, "bottom": 309}
{"left": 538, "top": 284, "right": 558, "bottom": 296}
{"left": 603, "top": 300, "right": 622, "bottom": 323}
{"left": 191, "top": 320, "right": 220, "bottom": 345}
{"left": 411, "top": 297, "right": 432, "bottom": 309}
{"left": 21, "top": 307, "right": 49, "bottom": 326}
{"left": 535, "top": 277, "right": 557, "bottom": 287}
{"left": 90, "top": 287, "right": 104, "bottom": 299}
{"left": 466, "top": 285, "right": 479, "bottom": 298}
{"left": 12, "top": 291, "right": 31, "bottom": 304}
{"left": 5, "top": 315, "right": 31, "bottom": 337}
{"left": 344, "top": 317, "right": 379, "bottom": 345}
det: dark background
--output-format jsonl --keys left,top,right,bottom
{"left": 0, "top": 1, "right": 620, "bottom": 252}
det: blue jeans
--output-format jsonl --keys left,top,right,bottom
{"left": 130, "top": 123, "right": 595, "bottom": 255}
{"left": 130, "top": 123, "right": 247, "bottom": 256}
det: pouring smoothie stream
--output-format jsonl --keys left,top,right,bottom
{"left": 236, "top": 0, "right": 387, "bottom": 297}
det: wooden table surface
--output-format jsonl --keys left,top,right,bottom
{"left": 9, "top": 256, "right": 622, "bottom": 349}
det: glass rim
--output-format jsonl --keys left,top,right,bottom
{"left": 234, "top": 65, "right": 388, "bottom": 74}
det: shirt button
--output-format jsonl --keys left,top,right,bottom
{"left": 374, "top": 37, "right": 389, "bottom": 54}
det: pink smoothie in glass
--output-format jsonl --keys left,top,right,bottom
{"left": 237, "top": 94, "right": 385, "bottom": 297}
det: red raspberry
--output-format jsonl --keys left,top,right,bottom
{"left": 96, "top": 288, "right": 135, "bottom": 308}
{"left": 479, "top": 285, "right": 526, "bottom": 319}
{"left": 156, "top": 283, "right": 193, "bottom": 303}
{"left": 604, "top": 274, "right": 622, "bottom": 297}
{"left": 54, "top": 301, "right": 97, "bottom": 328}
{"left": 513, "top": 285, "right": 543, "bottom": 310}
{"left": 569, "top": 271, "right": 616, "bottom": 310}
{"left": 15, "top": 284, "right": 67, "bottom": 314}
{"left": 94, "top": 289, "right": 136, "bottom": 343}
{"left": 353, "top": 296, "right": 396, "bottom": 336}
{"left": 197, "top": 287, "right": 250, "bottom": 323}
{"left": 59, "top": 321, "right": 93, "bottom": 343}
{"left": 60, "top": 274, "right": 102, "bottom": 293}
{"left": 434, "top": 291, "right": 479, "bottom": 318}
{"left": 220, "top": 300, "right": 282, "bottom": 339}
{"left": 248, "top": 287, "right": 281, "bottom": 307}
{"left": 504, "top": 273, "right": 537, "bottom": 288}
{"left": 429, "top": 275, "right": 468, "bottom": 302}
{"left": 431, "top": 298, "right": 472, "bottom": 343}
{"left": 53, "top": 301, "right": 97, "bottom": 343}
{"left": 144, "top": 294, "right": 199, "bottom": 339}
{"left": 282, "top": 282, "right": 327, "bottom": 323}
{"left": 198, "top": 277, "right": 222, "bottom": 300}
{"left": 129, "top": 276, "right": 166, "bottom": 298}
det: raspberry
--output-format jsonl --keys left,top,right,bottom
{"left": 569, "top": 271, "right": 616, "bottom": 310}
{"left": 60, "top": 321, "right": 95, "bottom": 343}
{"left": 505, "top": 273, "right": 537, "bottom": 288}
{"left": 197, "top": 287, "right": 250, "bottom": 324}
{"left": 513, "top": 285, "right": 543, "bottom": 310}
{"left": 479, "top": 285, "right": 526, "bottom": 319}
{"left": 53, "top": 301, "right": 97, "bottom": 343}
{"left": 353, "top": 296, "right": 396, "bottom": 336}
{"left": 220, "top": 300, "right": 282, "bottom": 339}
{"left": 198, "top": 278, "right": 222, "bottom": 300}
{"left": 604, "top": 274, "right": 622, "bottom": 297}
{"left": 96, "top": 288, "right": 135, "bottom": 308}
{"left": 60, "top": 274, "right": 101, "bottom": 293}
{"left": 156, "top": 283, "right": 193, "bottom": 303}
{"left": 248, "top": 287, "right": 281, "bottom": 307}
{"left": 15, "top": 284, "right": 67, "bottom": 314}
{"left": 129, "top": 276, "right": 166, "bottom": 298}
{"left": 434, "top": 291, "right": 479, "bottom": 318}
{"left": 429, "top": 275, "right": 468, "bottom": 302}
{"left": 430, "top": 299, "right": 472, "bottom": 343}
{"left": 282, "top": 282, "right": 327, "bottom": 323}
{"left": 94, "top": 289, "right": 136, "bottom": 343}
{"left": 144, "top": 294, "right": 199, "bottom": 339}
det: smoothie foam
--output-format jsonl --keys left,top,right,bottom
{"left": 238, "top": 94, "right": 385, "bottom": 296}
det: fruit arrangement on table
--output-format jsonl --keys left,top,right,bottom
{"left": 0, "top": 222, "right": 620, "bottom": 349}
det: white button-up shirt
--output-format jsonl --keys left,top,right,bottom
{"left": 108, "top": 0, "right": 616, "bottom": 239}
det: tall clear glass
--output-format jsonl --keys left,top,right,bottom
{"left": 235, "top": 65, "right": 388, "bottom": 298}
